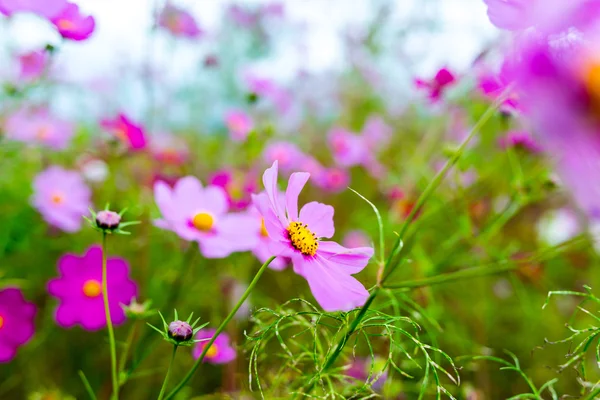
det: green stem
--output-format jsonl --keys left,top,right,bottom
{"left": 118, "top": 321, "right": 138, "bottom": 380}
{"left": 157, "top": 345, "right": 178, "bottom": 400}
{"left": 102, "top": 233, "right": 119, "bottom": 400}
{"left": 582, "top": 386, "right": 600, "bottom": 400}
{"left": 382, "top": 262, "right": 517, "bottom": 290}
{"left": 164, "top": 256, "right": 276, "bottom": 400}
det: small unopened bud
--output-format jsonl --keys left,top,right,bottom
{"left": 96, "top": 210, "right": 121, "bottom": 230}
{"left": 168, "top": 320, "right": 193, "bottom": 342}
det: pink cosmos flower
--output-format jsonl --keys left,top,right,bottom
{"left": 47, "top": 246, "right": 137, "bottom": 331}
{"left": 18, "top": 49, "right": 48, "bottom": 81}
{"left": 346, "top": 357, "right": 388, "bottom": 390}
{"left": 0, "top": 0, "right": 66, "bottom": 18}
{"left": 4, "top": 108, "right": 74, "bottom": 150}
{"left": 252, "top": 161, "right": 374, "bottom": 311}
{"left": 327, "top": 127, "right": 366, "bottom": 168}
{"left": 225, "top": 110, "right": 253, "bottom": 142}
{"left": 0, "top": 288, "right": 36, "bottom": 363}
{"left": 150, "top": 133, "right": 188, "bottom": 165}
{"left": 50, "top": 2, "right": 95, "bottom": 41}
{"left": 313, "top": 167, "right": 350, "bottom": 193}
{"left": 343, "top": 230, "right": 371, "bottom": 249}
{"left": 499, "top": 130, "right": 541, "bottom": 153}
{"left": 157, "top": 4, "right": 202, "bottom": 38}
{"left": 477, "top": 60, "right": 520, "bottom": 112}
{"left": 415, "top": 67, "right": 456, "bottom": 102}
{"left": 361, "top": 116, "right": 392, "bottom": 152}
{"left": 209, "top": 169, "right": 257, "bottom": 211}
{"left": 101, "top": 113, "right": 147, "bottom": 151}
{"left": 153, "top": 176, "right": 257, "bottom": 258}
{"left": 193, "top": 329, "right": 236, "bottom": 364}
{"left": 248, "top": 192, "right": 289, "bottom": 271}
{"left": 31, "top": 166, "right": 91, "bottom": 232}
{"left": 263, "top": 141, "right": 305, "bottom": 172}
{"left": 244, "top": 74, "right": 292, "bottom": 114}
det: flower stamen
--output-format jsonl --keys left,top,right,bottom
{"left": 287, "top": 221, "right": 318, "bottom": 256}
{"left": 205, "top": 343, "right": 219, "bottom": 358}
{"left": 192, "top": 212, "right": 214, "bottom": 231}
{"left": 82, "top": 279, "right": 102, "bottom": 297}
{"left": 0, "top": 315, "right": 4, "bottom": 329}
{"left": 260, "top": 218, "right": 269, "bottom": 237}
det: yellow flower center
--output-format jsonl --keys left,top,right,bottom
{"left": 260, "top": 218, "right": 269, "bottom": 237}
{"left": 192, "top": 212, "right": 214, "bottom": 231}
{"left": 57, "top": 19, "right": 76, "bottom": 31}
{"left": 83, "top": 280, "right": 102, "bottom": 297}
{"left": 205, "top": 343, "right": 219, "bottom": 358}
{"left": 287, "top": 221, "right": 318, "bottom": 256}
{"left": 0, "top": 315, "right": 4, "bottom": 329}
{"left": 51, "top": 191, "right": 65, "bottom": 205}
{"left": 583, "top": 61, "right": 600, "bottom": 114}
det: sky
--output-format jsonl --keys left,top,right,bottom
{"left": 2, "top": 0, "right": 499, "bottom": 83}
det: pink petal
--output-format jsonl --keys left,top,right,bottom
{"left": 201, "top": 186, "right": 229, "bottom": 216}
{"left": 299, "top": 201, "right": 335, "bottom": 238}
{"left": 317, "top": 241, "right": 374, "bottom": 274}
{"left": 262, "top": 161, "right": 287, "bottom": 225}
{"left": 0, "top": 339, "right": 16, "bottom": 363}
{"left": 285, "top": 172, "right": 310, "bottom": 221}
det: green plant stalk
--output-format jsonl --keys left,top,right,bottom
{"left": 118, "top": 320, "right": 138, "bottom": 381}
{"left": 299, "top": 92, "right": 509, "bottom": 398}
{"left": 102, "top": 233, "right": 119, "bottom": 400}
{"left": 164, "top": 256, "right": 276, "bottom": 400}
{"left": 157, "top": 345, "right": 178, "bottom": 400}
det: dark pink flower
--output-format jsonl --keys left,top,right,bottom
{"left": 0, "top": 288, "right": 36, "bottom": 363}
{"left": 0, "top": 0, "right": 66, "bottom": 18}
{"left": 31, "top": 166, "right": 91, "bottom": 232}
{"left": 209, "top": 169, "right": 257, "bottom": 211}
{"left": 18, "top": 49, "right": 48, "bottom": 81}
{"left": 4, "top": 108, "right": 74, "bottom": 150}
{"left": 252, "top": 161, "right": 374, "bottom": 311}
{"left": 415, "top": 67, "right": 456, "bottom": 102}
{"left": 225, "top": 110, "right": 253, "bottom": 142}
{"left": 477, "top": 60, "right": 520, "bottom": 112}
{"left": 47, "top": 246, "right": 137, "bottom": 331}
{"left": 193, "top": 329, "right": 236, "bottom": 364}
{"left": 153, "top": 176, "right": 257, "bottom": 258}
{"left": 101, "top": 113, "right": 147, "bottom": 151}
{"left": 50, "top": 2, "right": 95, "bottom": 41}
{"left": 158, "top": 4, "right": 202, "bottom": 38}
{"left": 499, "top": 130, "right": 541, "bottom": 153}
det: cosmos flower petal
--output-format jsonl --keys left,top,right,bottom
{"left": 299, "top": 201, "right": 334, "bottom": 238}
{"left": 0, "top": 340, "right": 17, "bottom": 363}
{"left": 318, "top": 241, "right": 374, "bottom": 274}
{"left": 285, "top": 172, "right": 309, "bottom": 222}
{"left": 262, "top": 161, "right": 287, "bottom": 225}
{"left": 299, "top": 256, "right": 369, "bottom": 312}
{"left": 201, "top": 186, "right": 229, "bottom": 216}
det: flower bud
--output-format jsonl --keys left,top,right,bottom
{"left": 168, "top": 320, "right": 193, "bottom": 342}
{"left": 95, "top": 210, "right": 121, "bottom": 230}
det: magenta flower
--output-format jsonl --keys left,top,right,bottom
{"left": 253, "top": 161, "right": 373, "bottom": 311}
{"left": 4, "top": 108, "right": 74, "bottom": 150}
{"left": 153, "top": 176, "right": 257, "bottom": 258}
{"left": 31, "top": 166, "right": 91, "bottom": 232}
{"left": 499, "top": 131, "right": 541, "bottom": 153}
{"left": 415, "top": 67, "right": 456, "bottom": 102}
{"left": 0, "top": 0, "right": 66, "bottom": 18}
{"left": 157, "top": 4, "right": 202, "bottom": 38}
{"left": 18, "top": 49, "right": 48, "bottom": 81}
{"left": 50, "top": 2, "right": 95, "bottom": 41}
{"left": 47, "top": 246, "right": 137, "bottom": 331}
{"left": 328, "top": 127, "right": 366, "bottom": 168}
{"left": 263, "top": 141, "right": 305, "bottom": 172}
{"left": 477, "top": 60, "right": 520, "bottom": 112}
{"left": 192, "top": 329, "right": 236, "bottom": 364}
{"left": 101, "top": 113, "right": 147, "bottom": 151}
{"left": 209, "top": 169, "right": 257, "bottom": 211}
{"left": 225, "top": 110, "right": 253, "bottom": 142}
{"left": 0, "top": 288, "right": 36, "bottom": 363}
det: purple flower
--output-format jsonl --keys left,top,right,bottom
{"left": 252, "top": 161, "right": 373, "bottom": 311}
{"left": 47, "top": 246, "right": 137, "bottom": 331}
{"left": 193, "top": 329, "right": 236, "bottom": 364}
{"left": 227, "top": 4, "right": 257, "bottom": 27}
{"left": 95, "top": 210, "right": 121, "bottom": 230}
{"left": 153, "top": 176, "right": 257, "bottom": 258}
{"left": 0, "top": 0, "right": 66, "bottom": 18}
{"left": 327, "top": 127, "right": 366, "bottom": 168}
{"left": 50, "top": 2, "right": 95, "bottom": 41}
{"left": 477, "top": 60, "right": 520, "bottom": 112}
{"left": 168, "top": 321, "right": 193, "bottom": 342}
{"left": 0, "top": 288, "right": 36, "bottom": 363}
{"left": 225, "top": 110, "right": 253, "bottom": 142}
{"left": 31, "top": 166, "right": 91, "bottom": 233}
{"left": 17, "top": 49, "right": 48, "bottom": 81}
{"left": 157, "top": 4, "right": 202, "bottom": 38}
{"left": 415, "top": 67, "right": 456, "bottom": 102}
{"left": 4, "top": 108, "right": 75, "bottom": 150}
